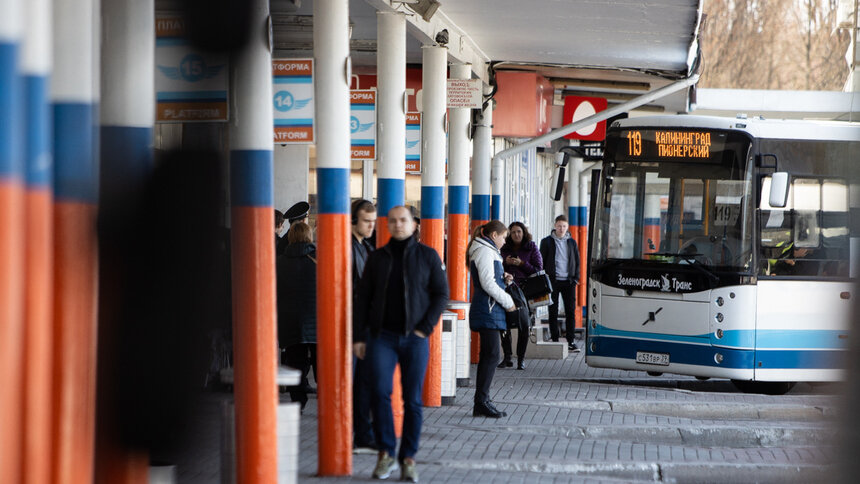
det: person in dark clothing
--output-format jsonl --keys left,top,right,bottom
{"left": 279, "top": 200, "right": 310, "bottom": 254}
{"left": 276, "top": 222, "right": 317, "bottom": 408}
{"left": 353, "top": 206, "right": 449, "bottom": 482}
{"left": 539, "top": 215, "right": 581, "bottom": 352}
{"left": 499, "top": 221, "right": 543, "bottom": 369}
{"left": 467, "top": 221, "right": 517, "bottom": 419}
{"left": 350, "top": 199, "right": 377, "bottom": 453}
{"left": 275, "top": 209, "right": 286, "bottom": 256}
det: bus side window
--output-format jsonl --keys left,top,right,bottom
{"left": 759, "top": 176, "right": 849, "bottom": 277}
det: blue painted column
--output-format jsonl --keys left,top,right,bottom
{"left": 20, "top": 0, "right": 53, "bottom": 482}
{"left": 0, "top": 0, "right": 25, "bottom": 481}
{"left": 51, "top": 0, "right": 100, "bottom": 482}
{"left": 375, "top": 11, "right": 406, "bottom": 246}
{"left": 314, "top": 0, "right": 353, "bottom": 475}
{"left": 469, "top": 85, "right": 492, "bottom": 363}
{"left": 97, "top": 0, "right": 153, "bottom": 481}
{"left": 420, "top": 44, "right": 447, "bottom": 408}
{"left": 228, "top": 0, "right": 278, "bottom": 481}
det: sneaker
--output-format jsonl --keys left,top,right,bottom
{"left": 400, "top": 458, "right": 419, "bottom": 483}
{"left": 354, "top": 444, "right": 378, "bottom": 455}
{"left": 373, "top": 452, "right": 399, "bottom": 479}
{"left": 568, "top": 343, "right": 580, "bottom": 353}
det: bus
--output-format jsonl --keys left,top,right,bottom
{"left": 586, "top": 115, "right": 860, "bottom": 394}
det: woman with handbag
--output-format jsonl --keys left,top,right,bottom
{"left": 467, "top": 221, "right": 517, "bottom": 418}
{"left": 499, "top": 222, "right": 543, "bottom": 369}
{"left": 276, "top": 222, "right": 318, "bottom": 409}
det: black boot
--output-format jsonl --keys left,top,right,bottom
{"left": 516, "top": 358, "right": 525, "bottom": 370}
{"left": 485, "top": 400, "right": 507, "bottom": 417}
{"left": 473, "top": 401, "right": 504, "bottom": 418}
{"left": 497, "top": 357, "right": 512, "bottom": 369}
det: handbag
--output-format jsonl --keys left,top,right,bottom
{"left": 520, "top": 270, "right": 553, "bottom": 310}
{"left": 504, "top": 283, "right": 530, "bottom": 331}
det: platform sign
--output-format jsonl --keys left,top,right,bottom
{"left": 563, "top": 95, "right": 608, "bottom": 141}
{"left": 406, "top": 112, "right": 421, "bottom": 173}
{"left": 273, "top": 59, "right": 314, "bottom": 144}
{"left": 155, "top": 16, "right": 229, "bottom": 122}
{"left": 350, "top": 90, "right": 376, "bottom": 160}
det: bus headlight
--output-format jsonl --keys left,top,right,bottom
{"left": 715, "top": 353, "right": 724, "bottom": 364}
{"left": 590, "top": 341, "right": 596, "bottom": 353}
{"left": 715, "top": 313, "right": 724, "bottom": 323}
{"left": 716, "top": 329, "right": 723, "bottom": 339}
{"left": 716, "top": 297, "right": 724, "bottom": 306}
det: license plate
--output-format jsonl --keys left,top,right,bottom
{"left": 636, "top": 351, "right": 670, "bottom": 366}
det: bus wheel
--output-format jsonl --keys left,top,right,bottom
{"left": 731, "top": 380, "right": 797, "bottom": 395}
{"left": 695, "top": 376, "right": 710, "bottom": 381}
{"left": 647, "top": 371, "right": 663, "bottom": 377}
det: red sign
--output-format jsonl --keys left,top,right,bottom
{"left": 563, "top": 96, "right": 608, "bottom": 141}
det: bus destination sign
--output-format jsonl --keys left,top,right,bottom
{"left": 617, "top": 129, "right": 727, "bottom": 163}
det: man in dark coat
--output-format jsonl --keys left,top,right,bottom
{"left": 276, "top": 222, "right": 317, "bottom": 408}
{"left": 350, "top": 199, "right": 377, "bottom": 453}
{"left": 539, "top": 215, "right": 581, "bottom": 352}
{"left": 353, "top": 206, "right": 449, "bottom": 482}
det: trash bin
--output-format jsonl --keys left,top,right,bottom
{"left": 447, "top": 301, "right": 471, "bottom": 387}
{"left": 440, "top": 310, "right": 458, "bottom": 405}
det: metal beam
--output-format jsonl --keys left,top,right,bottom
{"left": 365, "top": 0, "right": 490, "bottom": 83}
{"left": 492, "top": 74, "right": 700, "bottom": 166}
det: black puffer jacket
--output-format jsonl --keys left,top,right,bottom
{"left": 354, "top": 236, "right": 449, "bottom": 342}
{"left": 276, "top": 242, "right": 317, "bottom": 347}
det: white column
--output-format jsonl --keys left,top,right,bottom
{"left": 313, "top": 0, "right": 353, "bottom": 475}
{"left": 420, "top": 43, "right": 447, "bottom": 408}
{"left": 471, "top": 86, "right": 492, "bottom": 224}
{"left": 375, "top": 11, "right": 406, "bottom": 228}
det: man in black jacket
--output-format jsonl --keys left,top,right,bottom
{"left": 353, "top": 206, "right": 449, "bottom": 482}
{"left": 539, "top": 215, "right": 581, "bottom": 352}
{"left": 350, "top": 199, "right": 377, "bottom": 454}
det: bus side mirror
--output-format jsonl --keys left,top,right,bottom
{"left": 551, "top": 166, "right": 566, "bottom": 201}
{"left": 769, "top": 172, "right": 790, "bottom": 208}
{"left": 550, "top": 152, "right": 570, "bottom": 201}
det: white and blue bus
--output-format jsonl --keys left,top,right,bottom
{"left": 586, "top": 115, "right": 860, "bottom": 394}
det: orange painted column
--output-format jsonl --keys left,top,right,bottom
{"left": 419, "top": 216, "right": 444, "bottom": 407}
{"left": 230, "top": 180, "right": 278, "bottom": 484}
{"left": 0, "top": 6, "right": 26, "bottom": 482}
{"left": 314, "top": 0, "right": 354, "bottom": 473}
{"left": 447, "top": 212, "right": 469, "bottom": 301}
{"left": 22, "top": 65, "right": 53, "bottom": 484}
{"left": 315, "top": 211, "right": 352, "bottom": 474}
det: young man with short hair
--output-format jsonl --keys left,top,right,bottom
{"left": 539, "top": 215, "right": 581, "bottom": 352}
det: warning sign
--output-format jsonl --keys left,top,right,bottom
{"left": 447, "top": 78, "right": 482, "bottom": 109}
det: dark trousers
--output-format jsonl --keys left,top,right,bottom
{"left": 366, "top": 330, "right": 429, "bottom": 461}
{"left": 548, "top": 278, "right": 576, "bottom": 342}
{"left": 500, "top": 314, "right": 529, "bottom": 361}
{"left": 475, "top": 329, "right": 502, "bottom": 404}
{"left": 353, "top": 356, "right": 375, "bottom": 448}
{"left": 282, "top": 343, "right": 317, "bottom": 406}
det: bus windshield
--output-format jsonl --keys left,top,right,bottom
{"left": 595, "top": 129, "right": 754, "bottom": 271}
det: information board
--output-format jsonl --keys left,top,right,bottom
{"left": 155, "top": 15, "right": 229, "bottom": 122}
{"left": 406, "top": 112, "right": 421, "bottom": 173}
{"left": 350, "top": 90, "right": 376, "bottom": 160}
{"left": 273, "top": 59, "right": 314, "bottom": 144}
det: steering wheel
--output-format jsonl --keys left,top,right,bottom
{"left": 680, "top": 235, "right": 733, "bottom": 265}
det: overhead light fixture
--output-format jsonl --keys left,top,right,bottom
{"left": 405, "top": 0, "right": 441, "bottom": 22}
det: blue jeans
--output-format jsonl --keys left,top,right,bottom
{"left": 366, "top": 329, "right": 429, "bottom": 461}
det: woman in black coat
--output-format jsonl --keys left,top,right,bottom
{"left": 276, "top": 222, "right": 317, "bottom": 408}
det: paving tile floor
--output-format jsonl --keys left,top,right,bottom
{"left": 171, "top": 349, "right": 842, "bottom": 483}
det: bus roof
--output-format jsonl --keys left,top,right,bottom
{"left": 612, "top": 115, "right": 860, "bottom": 142}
